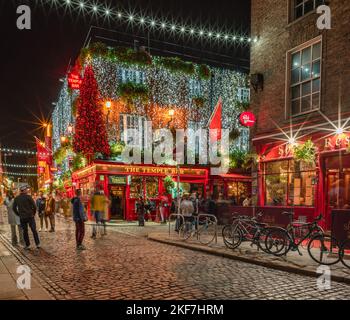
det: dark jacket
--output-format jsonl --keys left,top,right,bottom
{"left": 13, "top": 194, "right": 37, "bottom": 219}
{"left": 71, "top": 197, "right": 86, "bottom": 222}
{"left": 36, "top": 197, "right": 46, "bottom": 215}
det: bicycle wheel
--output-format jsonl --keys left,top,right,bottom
{"left": 198, "top": 221, "right": 216, "bottom": 245}
{"left": 264, "top": 228, "right": 290, "bottom": 256}
{"left": 179, "top": 222, "right": 193, "bottom": 241}
{"left": 308, "top": 234, "right": 340, "bottom": 265}
{"left": 222, "top": 224, "right": 242, "bottom": 250}
{"left": 255, "top": 228, "right": 272, "bottom": 253}
{"left": 340, "top": 239, "right": 350, "bottom": 269}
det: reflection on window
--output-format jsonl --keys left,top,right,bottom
{"left": 227, "top": 182, "right": 249, "bottom": 205}
{"left": 130, "top": 177, "right": 143, "bottom": 199}
{"left": 146, "top": 177, "right": 158, "bottom": 198}
{"left": 293, "top": 0, "right": 324, "bottom": 20}
{"left": 264, "top": 160, "right": 316, "bottom": 207}
{"left": 290, "top": 40, "right": 321, "bottom": 116}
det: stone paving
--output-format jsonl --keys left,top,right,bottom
{"left": 1, "top": 213, "right": 350, "bottom": 300}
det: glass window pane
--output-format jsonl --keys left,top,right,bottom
{"left": 265, "top": 174, "right": 288, "bottom": 206}
{"left": 313, "top": 42, "right": 321, "bottom": 60}
{"left": 304, "top": 0, "right": 314, "bottom": 14}
{"left": 295, "top": 0, "right": 303, "bottom": 5}
{"left": 292, "top": 52, "right": 301, "bottom": 68}
{"left": 292, "top": 99, "right": 300, "bottom": 115}
{"left": 295, "top": 5, "right": 303, "bottom": 19}
{"left": 301, "top": 64, "right": 311, "bottom": 81}
{"left": 312, "top": 60, "right": 321, "bottom": 78}
{"left": 292, "top": 86, "right": 300, "bottom": 99}
{"left": 301, "top": 96, "right": 311, "bottom": 112}
{"left": 302, "top": 82, "right": 311, "bottom": 96}
{"left": 312, "top": 93, "right": 320, "bottom": 109}
{"left": 312, "top": 78, "right": 320, "bottom": 92}
{"left": 292, "top": 68, "right": 300, "bottom": 84}
{"left": 302, "top": 47, "right": 312, "bottom": 64}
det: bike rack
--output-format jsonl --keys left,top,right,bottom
{"left": 168, "top": 214, "right": 185, "bottom": 237}
{"left": 197, "top": 214, "right": 218, "bottom": 244}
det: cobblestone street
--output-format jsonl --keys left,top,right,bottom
{"left": 1, "top": 217, "right": 350, "bottom": 300}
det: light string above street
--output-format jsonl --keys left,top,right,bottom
{"left": 0, "top": 148, "right": 51, "bottom": 157}
{"left": 44, "top": 0, "right": 258, "bottom": 45}
{"left": 2, "top": 172, "right": 39, "bottom": 177}
{"left": 2, "top": 164, "right": 37, "bottom": 168}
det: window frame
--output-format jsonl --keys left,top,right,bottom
{"left": 289, "top": 0, "right": 325, "bottom": 22}
{"left": 285, "top": 36, "right": 322, "bottom": 119}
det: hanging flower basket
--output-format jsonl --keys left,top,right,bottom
{"left": 293, "top": 140, "right": 317, "bottom": 164}
{"left": 117, "top": 82, "right": 150, "bottom": 106}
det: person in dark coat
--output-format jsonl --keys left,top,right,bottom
{"left": 72, "top": 189, "right": 87, "bottom": 250}
{"left": 136, "top": 196, "right": 145, "bottom": 227}
{"left": 13, "top": 185, "right": 40, "bottom": 250}
{"left": 4, "top": 190, "right": 24, "bottom": 246}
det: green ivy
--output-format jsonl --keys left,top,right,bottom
{"left": 156, "top": 56, "right": 195, "bottom": 76}
{"left": 229, "top": 128, "right": 241, "bottom": 142}
{"left": 72, "top": 153, "right": 86, "bottom": 171}
{"left": 197, "top": 64, "right": 211, "bottom": 80}
{"left": 192, "top": 96, "right": 206, "bottom": 108}
{"left": 53, "top": 142, "right": 73, "bottom": 165}
{"left": 110, "top": 141, "right": 126, "bottom": 157}
{"left": 117, "top": 82, "right": 150, "bottom": 105}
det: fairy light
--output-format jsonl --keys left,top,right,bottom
{"left": 38, "top": 0, "right": 257, "bottom": 45}
{"left": 3, "top": 164, "right": 37, "bottom": 168}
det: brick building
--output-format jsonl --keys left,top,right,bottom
{"left": 250, "top": 0, "right": 350, "bottom": 230}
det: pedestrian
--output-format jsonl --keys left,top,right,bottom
{"left": 72, "top": 189, "right": 87, "bottom": 250}
{"left": 90, "top": 187, "right": 106, "bottom": 239}
{"left": 159, "top": 192, "right": 169, "bottom": 223}
{"left": 4, "top": 190, "right": 24, "bottom": 246}
{"left": 180, "top": 194, "right": 195, "bottom": 231}
{"left": 12, "top": 185, "right": 40, "bottom": 250}
{"left": 136, "top": 196, "right": 145, "bottom": 227}
{"left": 36, "top": 192, "right": 48, "bottom": 231}
{"left": 206, "top": 194, "right": 217, "bottom": 216}
{"left": 45, "top": 192, "right": 56, "bottom": 232}
{"left": 100, "top": 190, "right": 109, "bottom": 236}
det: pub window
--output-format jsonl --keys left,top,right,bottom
{"left": 120, "top": 68, "right": 146, "bottom": 84}
{"left": 146, "top": 177, "right": 159, "bottom": 198}
{"left": 264, "top": 160, "right": 316, "bottom": 207}
{"left": 290, "top": 40, "right": 321, "bottom": 116}
{"left": 119, "top": 114, "right": 147, "bottom": 145}
{"left": 189, "top": 79, "right": 202, "bottom": 97}
{"left": 227, "top": 181, "right": 249, "bottom": 205}
{"left": 237, "top": 88, "right": 250, "bottom": 103}
{"left": 130, "top": 177, "right": 143, "bottom": 199}
{"left": 291, "top": 0, "right": 325, "bottom": 21}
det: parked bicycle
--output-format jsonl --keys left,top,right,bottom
{"left": 179, "top": 215, "right": 217, "bottom": 245}
{"left": 264, "top": 212, "right": 340, "bottom": 265}
{"left": 222, "top": 213, "right": 285, "bottom": 253}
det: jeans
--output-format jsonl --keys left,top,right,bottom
{"left": 48, "top": 214, "right": 55, "bottom": 231}
{"left": 20, "top": 217, "right": 40, "bottom": 247}
{"left": 92, "top": 211, "right": 106, "bottom": 237}
{"left": 75, "top": 221, "right": 85, "bottom": 246}
{"left": 10, "top": 225, "right": 24, "bottom": 245}
{"left": 39, "top": 213, "right": 48, "bottom": 230}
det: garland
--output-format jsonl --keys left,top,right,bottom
{"left": 78, "top": 42, "right": 212, "bottom": 80}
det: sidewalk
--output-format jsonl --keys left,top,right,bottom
{"left": 0, "top": 241, "right": 53, "bottom": 300}
{"left": 148, "top": 230, "right": 350, "bottom": 285}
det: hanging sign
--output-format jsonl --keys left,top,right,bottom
{"left": 68, "top": 72, "right": 82, "bottom": 90}
{"left": 239, "top": 111, "right": 256, "bottom": 127}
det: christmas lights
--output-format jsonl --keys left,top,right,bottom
{"left": 3, "top": 172, "right": 39, "bottom": 177}
{"left": 3, "top": 164, "right": 37, "bottom": 168}
{"left": 0, "top": 148, "right": 51, "bottom": 156}
{"left": 40, "top": 0, "right": 258, "bottom": 45}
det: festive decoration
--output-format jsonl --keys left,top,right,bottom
{"left": 117, "top": 82, "right": 150, "bottom": 108}
{"left": 3, "top": 164, "right": 37, "bottom": 168}
{"left": 73, "top": 65, "right": 111, "bottom": 161}
{"left": 293, "top": 140, "right": 317, "bottom": 164}
{"left": 0, "top": 147, "right": 50, "bottom": 156}
{"left": 163, "top": 175, "right": 175, "bottom": 193}
{"left": 4, "top": 172, "right": 39, "bottom": 177}
{"left": 40, "top": 1, "right": 257, "bottom": 46}
{"left": 110, "top": 141, "right": 126, "bottom": 158}
{"left": 68, "top": 72, "right": 82, "bottom": 90}
{"left": 208, "top": 98, "right": 222, "bottom": 142}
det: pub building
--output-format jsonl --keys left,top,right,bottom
{"left": 250, "top": 0, "right": 350, "bottom": 231}
{"left": 51, "top": 32, "right": 252, "bottom": 222}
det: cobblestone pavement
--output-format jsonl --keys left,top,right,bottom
{"left": 1, "top": 217, "right": 350, "bottom": 300}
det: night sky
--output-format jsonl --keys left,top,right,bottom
{"left": 0, "top": 0, "right": 250, "bottom": 150}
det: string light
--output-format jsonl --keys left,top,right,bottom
{"left": 0, "top": 148, "right": 51, "bottom": 156}
{"left": 40, "top": 0, "right": 257, "bottom": 45}
{"left": 3, "top": 164, "right": 37, "bottom": 168}
{"left": 4, "top": 172, "right": 39, "bottom": 177}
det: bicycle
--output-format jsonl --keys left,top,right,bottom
{"left": 222, "top": 213, "right": 283, "bottom": 253}
{"left": 264, "top": 212, "right": 340, "bottom": 265}
{"left": 179, "top": 215, "right": 216, "bottom": 245}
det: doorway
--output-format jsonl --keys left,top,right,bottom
{"left": 109, "top": 185, "right": 125, "bottom": 220}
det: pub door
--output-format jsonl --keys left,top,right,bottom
{"left": 110, "top": 185, "right": 125, "bottom": 220}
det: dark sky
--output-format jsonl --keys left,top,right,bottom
{"left": 0, "top": 0, "right": 250, "bottom": 150}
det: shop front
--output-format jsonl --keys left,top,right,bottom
{"left": 254, "top": 133, "right": 350, "bottom": 231}
{"left": 72, "top": 161, "right": 209, "bottom": 221}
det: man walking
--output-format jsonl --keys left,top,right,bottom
{"left": 4, "top": 190, "right": 24, "bottom": 246}
{"left": 45, "top": 192, "right": 56, "bottom": 232}
{"left": 72, "top": 189, "right": 87, "bottom": 250}
{"left": 13, "top": 185, "right": 40, "bottom": 250}
{"left": 36, "top": 192, "right": 47, "bottom": 231}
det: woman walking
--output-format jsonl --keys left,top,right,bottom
{"left": 72, "top": 189, "right": 87, "bottom": 250}
{"left": 4, "top": 191, "right": 24, "bottom": 246}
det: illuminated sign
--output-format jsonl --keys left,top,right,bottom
{"left": 109, "top": 176, "right": 127, "bottom": 185}
{"left": 68, "top": 72, "right": 82, "bottom": 90}
{"left": 239, "top": 112, "right": 256, "bottom": 127}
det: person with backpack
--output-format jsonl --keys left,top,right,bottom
{"left": 36, "top": 192, "right": 48, "bottom": 232}
{"left": 13, "top": 185, "right": 40, "bottom": 250}
{"left": 72, "top": 189, "right": 87, "bottom": 250}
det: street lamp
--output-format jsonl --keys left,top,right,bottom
{"left": 61, "top": 136, "right": 67, "bottom": 144}
{"left": 105, "top": 100, "right": 112, "bottom": 131}
{"left": 168, "top": 109, "right": 175, "bottom": 128}
{"left": 67, "top": 124, "right": 74, "bottom": 135}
